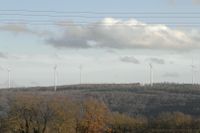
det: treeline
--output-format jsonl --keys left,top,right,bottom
{"left": 0, "top": 93, "right": 200, "bottom": 133}
{"left": 7, "top": 83, "right": 200, "bottom": 117}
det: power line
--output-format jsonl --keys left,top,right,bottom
{"left": 1, "top": 15, "right": 200, "bottom": 19}
{"left": 0, "top": 11, "right": 200, "bottom": 27}
{"left": 1, "top": 13, "right": 200, "bottom": 19}
{"left": 2, "top": 19, "right": 200, "bottom": 24}
{"left": 1, "top": 23, "right": 200, "bottom": 29}
{"left": 1, "top": 22, "right": 200, "bottom": 27}
{"left": 1, "top": 9, "right": 200, "bottom": 14}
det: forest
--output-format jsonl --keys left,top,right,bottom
{"left": 0, "top": 83, "right": 200, "bottom": 133}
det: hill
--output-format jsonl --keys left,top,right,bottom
{"left": 1, "top": 83, "right": 200, "bottom": 117}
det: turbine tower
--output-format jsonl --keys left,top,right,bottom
{"left": 7, "top": 68, "right": 11, "bottom": 89}
{"left": 54, "top": 64, "right": 57, "bottom": 91}
{"left": 79, "top": 64, "right": 82, "bottom": 84}
{"left": 149, "top": 63, "right": 153, "bottom": 86}
{"left": 191, "top": 60, "right": 195, "bottom": 85}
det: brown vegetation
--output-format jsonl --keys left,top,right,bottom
{"left": 0, "top": 90, "right": 200, "bottom": 133}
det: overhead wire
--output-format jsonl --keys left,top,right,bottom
{"left": 1, "top": 9, "right": 200, "bottom": 14}
{"left": 0, "top": 10, "right": 200, "bottom": 27}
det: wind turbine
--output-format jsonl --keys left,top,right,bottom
{"left": 191, "top": 59, "right": 195, "bottom": 85}
{"left": 149, "top": 63, "right": 153, "bottom": 87}
{"left": 54, "top": 64, "right": 58, "bottom": 91}
{"left": 7, "top": 67, "right": 11, "bottom": 89}
{"left": 79, "top": 64, "right": 82, "bottom": 84}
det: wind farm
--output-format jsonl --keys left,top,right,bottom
{"left": 1, "top": 0, "right": 200, "bottom": 132}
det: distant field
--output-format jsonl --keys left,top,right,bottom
{"left": 1, "top": 83, "right": 200, "bottom": 117}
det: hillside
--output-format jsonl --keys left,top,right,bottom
{"left": 1, "top": 83, "right": 200, "bottom": 117}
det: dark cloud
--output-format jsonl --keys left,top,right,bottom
{"left": 168, "top": 0, "right": 176, "bottom": 5}
{"left": 120, "top": 56, "right": 140, "bottom": 64}
{"left": 0, "top": 24, "right": 37, "bottom": 35}
{"left": 148, "top": 58, "right": 165, "bottom": 64}
{"left": 193, "top": 0, "right": 200, "bottom": 4}
{"left": 0, "top": 24, "right": 51, "bottom": 36}
{"left": 106, "top": 49, "right": 117, "bottom": 54}
{"left": 162, "top": 72, "right": 179, "bottom": 78}
{"left": 0, "top": 52, "right": 7, "bottom": 59}
{"left": 168, "top": 0, "right": 200, "bottom": 5}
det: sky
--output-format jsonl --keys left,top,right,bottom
{"left": 0, "top": 0, "right": 200, "bottom": 87}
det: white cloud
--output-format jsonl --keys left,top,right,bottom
{"left": 46, "top": 18, "right": 199, "bottom": 51}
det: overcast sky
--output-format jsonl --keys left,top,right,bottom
{"left": 0, "top": 0, "right": 200, "bottom": 87}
